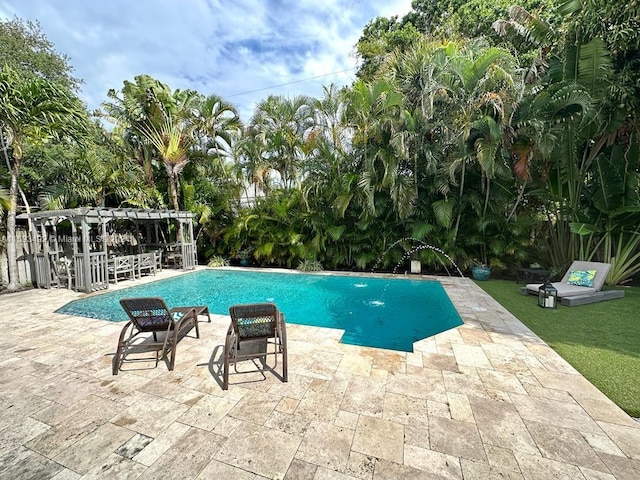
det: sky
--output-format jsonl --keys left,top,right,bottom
{"left": 1, "top": 0, "right": 413, "bottom": 122}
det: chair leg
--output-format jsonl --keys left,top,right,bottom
{"left": 222, "top": 355, "right": 229, "bottom": 390}
{"left": 223, "top": 345, "right": 230, "bottom": 390}
{"left": 113, "top": 321, "right": 132, "bottom": 375}
{"left": 193, "top": 310, "right": 200, "bottom": 339}
{"left": 223, "top": 330, "right": 235, "bottom": 390}
{"left": 167, "top": 327, "right": 177, "bottom": 371}
{"left": 280, "top": 317, "right": 288, "bottom": 382}
{"left": 282, "top": 347, "right": 288, "bottom": 383}
{"left": 112, "top": 344, "right": 122, "bottom": 376}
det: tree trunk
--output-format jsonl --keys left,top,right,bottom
{"left": 6, "top": 158, "right": 20, "bottom": 291}
{"left": 168, "top": 173, "right": 182, "bottom": 242}
{"left": 452, "top": 160, "right": 466, "bottom": 245}
{"left": 507, "top": 183, "right": 526, "bottom": 222}
{"left": 143, "top": 148, "right": 155, "bottom": 187}
{"left": 168, "top": 173, "right": 179, "bottom": 211}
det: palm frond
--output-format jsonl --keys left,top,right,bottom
{"left": 432, "top": 199, "right": 454, "bottom": 228}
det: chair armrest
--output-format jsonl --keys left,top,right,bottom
{"left": 277, "top": 312, "right": 287, "bottom": 343}
{"left": 169, "top": 307, "right": 196, "bottom": 326}
{"left": 224, "top": 321, "right": 236, "bottom": 354}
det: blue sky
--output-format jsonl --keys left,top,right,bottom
{"left": 1, "top": 0, "right": 413, "bottom": 121}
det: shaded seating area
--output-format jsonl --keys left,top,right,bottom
{"left": 20, "top": 207, "right": 197, "bottom": 293}
{"left": 223, "top": 303, "right": 288, "bottom": 390}
{"left": 523, "top": 260, "right": 624, "bottom": 305}
{"left": 113, "top": 297, "right": 200, "bottom": 374}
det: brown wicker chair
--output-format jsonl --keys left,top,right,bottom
{"left": 113, "top": 297, "right": 200, "bottom": 375}
{"left": 223, "top": 302, "right": 288, "bottom": 390}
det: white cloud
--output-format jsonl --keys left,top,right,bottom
{"left": 0, "top": 0, "right": 413, "bottom": 121}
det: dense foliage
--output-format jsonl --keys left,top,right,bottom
{"left": 2, "top": 1, "right": 640, "bottom": 286}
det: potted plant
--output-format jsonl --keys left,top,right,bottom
{"left": 237, "top": 248, "right": 252, "bottom": 266}
{"left": 471, "top": 260, "right": 491, "bottom": 281}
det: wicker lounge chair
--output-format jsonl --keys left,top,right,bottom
{"left": 223, "top": 302, "right": 288, "bottom": 390}
{"left": 113, "top": 297, "right": 200, "bottom": 375}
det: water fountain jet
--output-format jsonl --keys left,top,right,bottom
{"left": 371, "top": 238, "right": 464, "bottom": 278}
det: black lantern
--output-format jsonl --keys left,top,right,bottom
{"left": 538, "top": 281, "right": 558, "bottom": 308}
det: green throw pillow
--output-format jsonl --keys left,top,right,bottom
{"left": 566, "top": 269, "right": 597, "bottom": 287}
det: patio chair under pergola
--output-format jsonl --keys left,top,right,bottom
{"left": 20, "top": 207, "right": 196, "bottom": 293}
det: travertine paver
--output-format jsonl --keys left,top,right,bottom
{"left": 1, "top": 267, "right": 640, "bottom": 479}
{"left": 428, "top": 415, "right": 486, "bottom": 462}
{"left": 214, "top": 421, "right": 301, "bottom": 478}
{"left": 52, "top": 422, "right": 135, "bottom": 474}
{"left": 296, "top": 420, "right": 354, "bottom": 472}
{"left": 352, "top": 416, "right": 404, "bottom": 464}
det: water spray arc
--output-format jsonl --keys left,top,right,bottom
{"left": 371, "top": 238, "right": 464, "bottom": 278}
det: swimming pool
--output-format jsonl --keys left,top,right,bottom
{"left": 56, "top": 269, "right": 463, "bottom": 352}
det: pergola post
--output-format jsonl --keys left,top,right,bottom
{"left": 26, "top": 215, "right": 37, "bottom": 276}
{"left": 52, "top": 224, "right": 61, "bottom": 268}
{"left": 81, "top": 217, "right": 91, "bottom": 292}
{"left": 188, "top": 218, "right": 196, "bottom": 268}
{"left": 145, "top": 223, "right": 152, "bottom": 249}
{"left": 101, "top": 218, "right": 109, "bottom": 289}
{"left": 71, "top": 220, "right": 78, "bottom": 257}
{"left": 40, "top": 223, "right": 50, "bottom": 288}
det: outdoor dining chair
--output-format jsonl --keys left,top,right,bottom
{"left": 113, "top": 297, "right": 199, "bottom": 375}
{"left": 52, "top": 257, "right": 73, "bottom": 290}
{"left": 223, "top": 302, "right": 288, "bottom": 389}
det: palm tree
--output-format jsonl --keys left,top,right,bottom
{"left": 191, "top": 94, "right": 242, "bottom": 158}
{"left": 39, "top": 140, "right": 148, "bottom": 209}
{"left": 0, "top": 65, "right": 88, "bottom": 290}
{"left": 140, "top": 115, "right": 194, "bottom": 212}
{"left": 312, "top": 84, "right": 350, "bottom": 155}
{"left": 105, "top": 75, "right": 204, "bottom": 212}
{"left": 249, "top": 95, "right": 315, "bottom": 189}
{"left": 381, "top": 39, "right": 521, "bottom": 246}
{"left": 102, "top": 75, "right": 176, "bottom": 187}
{"left": 344, "top": 79, "right": 406, "bottom": 218}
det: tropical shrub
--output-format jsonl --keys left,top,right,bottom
{"left": 297, "top": 260, "right": 324, "bottom": 272}
{"left": 207, "top": 255, "right": 229, "bottom": 267}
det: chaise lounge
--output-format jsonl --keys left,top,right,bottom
{"left": 113, "top": 297, "right": 200, "bottom": 374}
{"left": 523, "top": 260, "right": 624, "bottom": 306}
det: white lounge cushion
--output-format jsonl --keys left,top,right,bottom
{"left": 525, "top": 282, "right": 597, "bottom": 298}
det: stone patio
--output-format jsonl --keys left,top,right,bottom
{"left": 1, "top": 268, "right": 639, "bottom": 479}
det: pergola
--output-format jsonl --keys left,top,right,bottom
{"left": 20, "top": 207, "right": 196, "bottom": 293}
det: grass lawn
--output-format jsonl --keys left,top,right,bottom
{"left": 475, "top": 279, "right": 640, "bottom": 418}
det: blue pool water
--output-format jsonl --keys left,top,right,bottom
{"left": 56, "top": 269, "right": 463, "bottom": 352}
